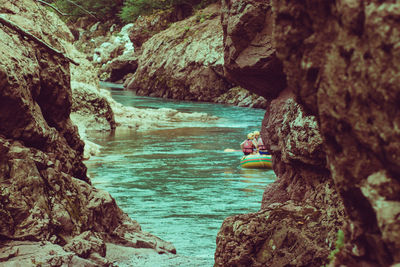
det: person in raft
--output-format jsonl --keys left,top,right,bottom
{"left": 253, "top": 130, "right": 270, "bottom": 155}
{"left": 240, "top": 133, "right": 256, "bottom": 155}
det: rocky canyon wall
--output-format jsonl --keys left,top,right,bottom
{"left": 126, "top": 4, "right": 231, "bottom": 102}
{"left": 0, "top": 1, "right": 175, "bottom": 265}
{"left": 216, "top": 0, "right": 400, "bottom": 266}
{"left": 122, "top": 3, "right": 267, "bottom": 107}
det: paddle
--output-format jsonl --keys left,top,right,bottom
{"left": 224, "top": 148, "right": 242, "bottom": 152}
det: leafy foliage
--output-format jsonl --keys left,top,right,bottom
{"left": 47, "top": 0, "right": 217, "bottom": 23}
{"left": 119, "top": 0, "right": 163, "bottom": 22}
{"left": 119, "top": 0, "right": 217, "bottom": 23}
{"left": 50, "top": 0, "right": 124, "bottom": 21}
{"left": 328, "top": 229, "right": 345, "bottom": 263}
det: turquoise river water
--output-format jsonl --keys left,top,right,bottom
{"left": 85, "top": 89, "right": 276, "bottom": 266}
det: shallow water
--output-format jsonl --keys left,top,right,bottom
{"left": 86, "top": 90, "right": 276, "bottom": 266}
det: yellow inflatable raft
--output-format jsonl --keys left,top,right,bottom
{"left": 240, "top": 154, "right": 272, "bottom": 169}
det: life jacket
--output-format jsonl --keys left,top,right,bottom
{"left": 243, "top": 139, "right": 254, "bottom": 153}
{"left": 257, "top": 137, "right": 267, "bottom": 150}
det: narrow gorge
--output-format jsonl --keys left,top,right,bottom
{"left": 1, "top": 0, "right": 399, "bottom": 266}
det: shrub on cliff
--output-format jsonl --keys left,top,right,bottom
{"left": 47, "top": 0, "right": 217, "bottom": 23}
{"left": 51, "top": 0, "right": 124, "bottom": 21}
{"left": 119, "top": 0, "right": 217, "bottom": 22}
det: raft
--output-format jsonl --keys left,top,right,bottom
{"left": 240, "top": 154, "right": 272, "bottom": 169}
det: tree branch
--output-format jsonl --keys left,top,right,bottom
{"left": 0, "top": 15, "right": 79, "bottom": 66}
{"left": 63, "top": 0, "right": 99, "bottom": 20}
{"left": 35, "top": 0, "right": 73, "bottom": 17}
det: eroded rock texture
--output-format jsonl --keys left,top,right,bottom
{"left": 126, "top": 4, "right": 232, "bottom": 102}
{"left": 272, "top": 1, "right": 400, "bottom": 265}
{"left": 216, "top": 0, "right": 400, "bottom": 266}
{"left": 220, "top": 0, "right": 286, "bottom": 98}
{"left": 0, "top": 1, "right": 175, "bottom": 265}
{"left": 215, "top": 88, "right": 345, "bottom": 267}
{"left": 129, "top": 6, "right": 193, "bottom": 49}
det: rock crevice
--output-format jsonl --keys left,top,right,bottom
{"left": 216, "top": 0, "right": 400, "bottom": 266}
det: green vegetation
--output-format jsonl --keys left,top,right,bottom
{"left": 47, "top": 0, "right": 217, "bottom": 23}
{"left": 195, "top": 12, "right": 213, "bottom": 23}
{"left": 322, "top": 229, "right": 345, "bottom": 266}
{"left": 50, "top": 0, "right": 124, "bottom": 21}
{"left": 119, "top": 0, "right": 217, "bottom": 22}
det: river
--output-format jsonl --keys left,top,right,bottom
{"left": 85, "top": 89, "right": 276, "bottom": 266}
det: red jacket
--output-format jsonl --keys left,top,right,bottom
{"left": 242, "top": 139, "right": 255, "bottom": 153}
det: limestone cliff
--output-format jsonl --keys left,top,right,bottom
{"left": 215, "top": 0, "right": 400, "bottom": 266}
{"left": 123, "top": 3, "right": 267, "bottom": 107}
{"left": 126, "top": 4, "right": 231, "bottom": 102}
{"left": 0, "top": 1, "right": 175, "bottom": 265}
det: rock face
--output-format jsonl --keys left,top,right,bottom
{"left": 99, "top": 54, "right": 138, "bottom": 82}
{"left": 215, "top": 88, "right": 345, "bottom": 267}
{"left": 126, "top": 4, "right": 233, "bottom": 102}
{"left": 216, "top": 0, "right": 400, "bottom": 266}
{"left": 0, "top": 1, "right": 175, "bottom": 265}
{"left": 0, "top": 1, "right": 87, "bottom": 183}
{"left": 215, "top": 201, "right": 341, "bottom": 267}
{"left": 220, "top": 0, "right": 287, "bottom": 98}
{"left": 129, "top": 6, "right": 193, "bottom": 49}
{"left": 215, "top": 86, "right": 267, "bottom": 108}
{"left": 271, "top": 1, "right": 400, "bottom": 265}
{"left": 70, "top": 3, "right": 269, "bottom": 107}
{"left": 92, "top": 23, "right": 135, "bottom": 67}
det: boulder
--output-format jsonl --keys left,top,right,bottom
{"left": 215, "top": 86, "right": 268, "bottom": 108}
{"left": 0, "top": 1, "right": 87, "bottom": 182}
{"left": 215, "top": 201, "right": 341, "bottom": 267}
{"left": 215, "top": 89, "right": 345, "bottom": 266}
{"left": 0, "top": 241, "right": 104, "bottom": 266}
